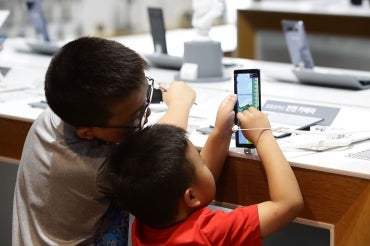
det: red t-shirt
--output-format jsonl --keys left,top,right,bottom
{"left": 131, "top": 204, "right": 262, "bottom": 246}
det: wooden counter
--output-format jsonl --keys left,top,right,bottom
{"left": 216, "top": 156, "right": 369, "bottom": 245}
{"left": 0, "top": 117, "right": 31, "bottom": 160}
{"left": 2, "top": 115, "right": 369, "bottom": 245}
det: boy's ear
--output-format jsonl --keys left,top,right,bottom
{"left": 76, "top": 127, "right": 95, "bottom": 140}
{"left": 184, "top": 188, "right": 201, "bottom": 208}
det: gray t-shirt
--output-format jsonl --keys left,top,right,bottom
{"left": 12, "top": 108, "right": 116, "bottom": 245}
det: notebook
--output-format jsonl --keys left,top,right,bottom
{"left": 282, "top": 19, "right": 370, "bottom": 90}
{"left": 25, "top": 0, "right": 61, "bottom": 55}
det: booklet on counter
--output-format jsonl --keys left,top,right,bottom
{"left": 262, "top": 100, "right": 340, "bottom": 138}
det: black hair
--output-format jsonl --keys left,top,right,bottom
{"left": 109, "top": 124, "right": 196, "bottom": 228}
{"left": 45, "top": 36, "right": 148, "bottom": 126}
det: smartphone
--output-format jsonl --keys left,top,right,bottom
{"left": 234, "top": 69, "right": 261, "bottom": 148}
{"left": 281, "top": 19, "right": 314, "bottom": 69}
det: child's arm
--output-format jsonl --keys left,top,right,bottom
{"left": 200, "top": 94, "right": 236, "bottom": 181}
{"left": 237, "top": 107, "right": 304, "bottom": 238}
{"left": 158, "top": 81, "right": 196, "bottom": 129}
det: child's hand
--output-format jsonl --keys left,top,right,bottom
{"left": 162, "top": 81, "right": 196, "bottom": 108}
{"left": 213, "top": 94, "right": 237, "bottom": 138}
{"left": 237, "top": 107, "right": 272, "bottom": 146}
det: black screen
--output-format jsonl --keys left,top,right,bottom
{"left": 147, "top": 7, "right": 168, "bottom": 54}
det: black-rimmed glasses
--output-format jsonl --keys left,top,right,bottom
{"left": 93, "top": 77, "right": 154, "bottom": 130}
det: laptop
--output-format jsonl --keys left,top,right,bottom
{"left": 282, "top": 19, "right": 370, "bottom": 90}
{"left": 145, "top": 7, "right": 183, "bottom": 70}
{"left": 25, "top": 0, "right": 62, "bottom": 55}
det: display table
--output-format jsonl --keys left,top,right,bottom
{"left": 1, "top": 38, "right": 369, "bottom": 245}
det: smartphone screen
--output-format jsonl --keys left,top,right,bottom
{"left": 234, "top": 69, "right": 261, "bottom": 148}
{"left": 281, "top": 20, "right": 315, "bottom": 69}
{"left": 147, "top": 7, "right": 168, "bottom": 54}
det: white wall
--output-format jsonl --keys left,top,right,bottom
{"left": 0, "top": 0, "right": 193, "bottom": 38}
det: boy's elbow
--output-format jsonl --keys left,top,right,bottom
{"left": 290, "top": 196, "right": 304, "bottom": 217}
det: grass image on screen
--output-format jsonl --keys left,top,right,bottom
{"left": 237, "top": 75, "right": 259, "bottom": 112}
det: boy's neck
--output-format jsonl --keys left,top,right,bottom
{"left": 167, "top": 201, "right": 201, "bottom": 227}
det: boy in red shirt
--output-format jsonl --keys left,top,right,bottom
{"left": 109, "top": 102, "right": 304, "bottom": 245}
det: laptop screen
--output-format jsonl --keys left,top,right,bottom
{"left": 148, "top": 7, "right": 168, "bottom": 54}
{"left": 282, "top": 19, "right": 314, "bottom": 69}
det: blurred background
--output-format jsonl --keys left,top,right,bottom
{"left": 0, "top": 0, "right": 235, "bottom": 39}
{"left": 0, "top": 0, "right": 369, "bottom": 70}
